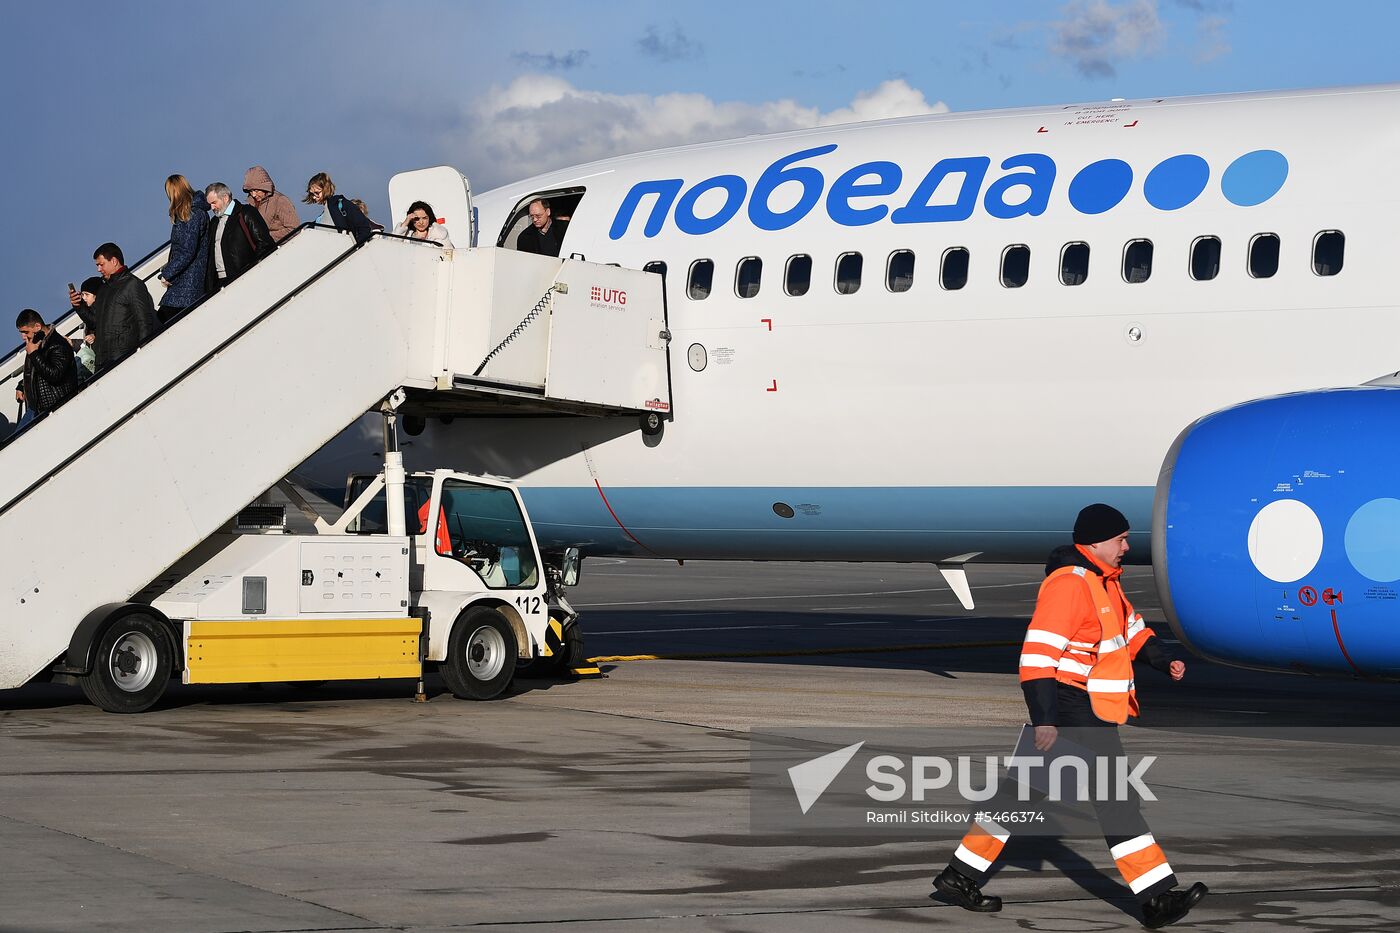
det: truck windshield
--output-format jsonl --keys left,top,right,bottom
{"left": 436, "top": 479, "right": 538, "bottom": 589}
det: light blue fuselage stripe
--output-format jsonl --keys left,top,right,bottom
{"left": 516, "top": 486, "right": 1155, "bottom": 561}
{"left": 308, "top": 484, "right": 1155, "bottom": 561}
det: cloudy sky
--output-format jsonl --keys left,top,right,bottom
{"left": 2, "top": 0, "right": 1395, "bottom": 314}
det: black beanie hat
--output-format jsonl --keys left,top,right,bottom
{"left": 80, "top": 276, "right": 104, "bottom": 295}
{"left": 1073, "top": 503, "right": 1130, "bottom": 545}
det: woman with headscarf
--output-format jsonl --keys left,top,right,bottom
{"left": 242, "top": 165, "right": 301, "bottom": 243}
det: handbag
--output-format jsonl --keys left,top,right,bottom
{"left": 76, "top": 341, "right": 96, "bottom": 375}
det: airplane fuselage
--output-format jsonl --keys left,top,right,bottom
{"left": 308, "top": 84, "right": 1400, "bottom": 565}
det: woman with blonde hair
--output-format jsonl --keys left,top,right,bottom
{"left": 156, "top": 174, "right": 209, "bottom": 324}
{"left": 304, "top": 171, "right": 374, "bottom": 244}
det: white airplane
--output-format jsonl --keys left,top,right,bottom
{"left": 305, "top": 82, "right": 1391, "bottom": 583}
{"left": 5, "top": 83, "right": 1393, "bottom": 694}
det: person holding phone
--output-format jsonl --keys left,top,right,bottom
{"left": 14, "top": 308, "right": 78, "bottom": 427}
{"left": 68, "top": 276, "right": 103, "bottom": 354}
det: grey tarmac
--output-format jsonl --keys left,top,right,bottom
{"left": 1, "top": 559, "right": 1397, "bottom": 932}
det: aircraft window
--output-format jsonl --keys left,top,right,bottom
{"left": 736, "top": 256, "right": 762, "bottom": 298}
{"left": 1190, "top": 236, "right": 1221, "bottom": 281}
{"left": 688, "top": 259, "right": 714, "bottom": 300}
{"left": 941, "top": 247, "right": 969, "bottom": 290}
{"left": 1249, "top": 233, "right": 1280, "bottom": 279}
{"left": 785, "top": 254, "right": 812, "bottom": 296}
{"left": 1313, "top": 230, "right": 1344, "bottom": 276}
{"left": 1001, "top": 245, "right": 1030, "bottom": 288}
{"left": 835, "top": 252, "right": 863, "bottom": 295}
{"left": 1123, "top": 239, "right": 1153, "bottom": 284}
{"left": 1060, "top": 242, "right": 1089, "bottom": 286}
{"left": 643, "top": 261, "right": 667, "bottom": 282}
{"left": 886, "top": 250, "right": 915, "bottom": 292}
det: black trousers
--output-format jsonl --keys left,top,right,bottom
{"left": 947, "top": 684, "right": 1177, "bottom": 902}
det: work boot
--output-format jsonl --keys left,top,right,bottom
{"left": 931, "top": 865, "right": 1002, "bottom": 912}
{"left": 1141, "top": 882, "right": 1208, "bottom": 929}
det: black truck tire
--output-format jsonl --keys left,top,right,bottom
{"left": 80, "top": 613, "right": 174, "bottom": 713}
{"left": 441, "top": 607, "right": 517, "bottom": 700}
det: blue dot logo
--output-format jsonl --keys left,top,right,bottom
{"left": 1144, "top": 155, "right": 1210, "bottom": 211}
{"left": 1344, "top": 497, "right": 1400, "bottom": 582}
{"left": 1221, "top": 150, "right": 1288, "bottom": 207}
{"left": 1069, "top": 159, "right": 1134, "bottom": 215}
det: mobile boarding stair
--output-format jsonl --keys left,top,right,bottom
{"left": 0, "top": 166, "right": 670, "bottom": 698}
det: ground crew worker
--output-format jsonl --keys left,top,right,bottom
{"left": 417, "top": 497, "right": 452, "bottom": 556}
{"left": 930, "top": 503, "right": 1209, "bottom": 929}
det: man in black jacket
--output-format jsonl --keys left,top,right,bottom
{"left": 14, "top": 309, "right": 78, "bottom": 421}
{"left": 91, "top": 243, "right": 159, "bottom": 371}
{"left": 516, "top": 198, "right": 568, "bottom": 256}
{"left": 204, "top": 182, "right": 276, "bottom": 296}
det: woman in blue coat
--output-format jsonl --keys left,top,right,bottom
{"left": 157, "top": 174, "right": 209, "bottom": 325}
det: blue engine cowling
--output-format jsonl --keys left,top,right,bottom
{"left": 1154, "top": 386, "right": 1400, "bottom": 679}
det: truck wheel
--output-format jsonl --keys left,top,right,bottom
{"left": 80, "top": 614, "right": 174, "bottom": 713}
{"left": 441, "top": 607, "right": 517, "bottom": 700}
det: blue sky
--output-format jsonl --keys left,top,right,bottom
{"left": 1, "top": 0, "right": 1395, "bottom": 315}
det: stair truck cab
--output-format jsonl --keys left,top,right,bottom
{"left": 70, "top": 438, "right": 583, "bottom": 712}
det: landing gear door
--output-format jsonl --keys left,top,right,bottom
{"left": 388, "top": 166, "right": 472, "bottom": 247}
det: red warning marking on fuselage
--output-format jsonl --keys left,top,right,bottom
{"left": 592, "top": 479, "right": 660, "bottom": 557}
{"left": 1299, "top": 586, "right": 1319, "bottom": 607}
{"left": 766, "top": 380, "right": 778, "bottom": 392}
{"left": 1331, "top": 608, "right": 1364, "bottom": 676}
{"left": 1124, "top": 120, "right": 1139, "bottom": 128}
{"left": 1323, "top": 588, "right": 1344, "bottom": 606}
{"left": 1036, "top": 126, "right": 1048, "bottom": 133}
{"left": 761, "top": 318, "right": 772, "bottom": 330}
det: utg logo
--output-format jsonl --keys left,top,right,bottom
{"left": 590, "top": 286, "right": 627, "bottom": 307}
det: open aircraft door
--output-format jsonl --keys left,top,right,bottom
{"left": 390, "top": 166, "right": 474, "bottom": 247}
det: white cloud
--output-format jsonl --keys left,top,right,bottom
{"left": 1050, "top": 0, "right": 1166, "bottom": 78}
{"left": 817, "top": 80, "right": 943, "bottom": 127}
{"left": 450, "top": 76, "right": 947, "bottom": 191}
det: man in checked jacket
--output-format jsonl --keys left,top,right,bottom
{"left": 931, "top": 504, "right": 1209, "bottom": 929}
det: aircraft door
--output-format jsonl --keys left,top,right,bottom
{"left": 498, "top": 187, "right": 586, "bottom": 257}
{"left": 388, "top": 166, "right": 473, "bottom": 246}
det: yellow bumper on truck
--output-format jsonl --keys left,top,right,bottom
{"left": 184, "top": 618, "right": 422, "bottom": 684}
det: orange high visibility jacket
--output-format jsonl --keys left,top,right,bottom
{"left": 416, "top": 498, "right": 452, "bottom": 557}
{"left": 1018, "top": 544, "right": 1157, "bottom": 724}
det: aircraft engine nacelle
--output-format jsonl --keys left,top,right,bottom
{"left": 1153, "top": 386, "right": 1400, "bottom": 679}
